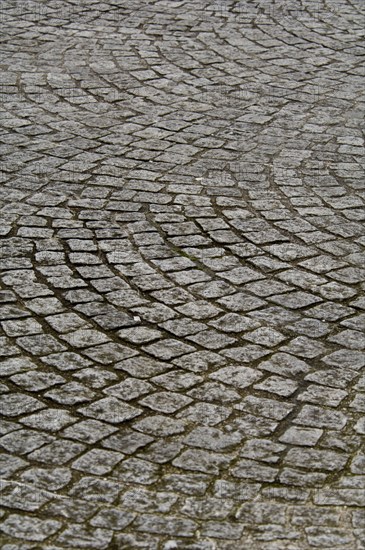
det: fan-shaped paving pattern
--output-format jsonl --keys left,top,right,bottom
{"left": 0, "top": 0, "right": 364, "bottom": 548}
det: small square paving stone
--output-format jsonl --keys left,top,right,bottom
{"left": 61, "top": 419, "right": 117, "bottom": 444}
{"left": 217, "top": 292, "right": 265, "bottom": 312}
{"left": 0, "top": 429, "right": 54, "bottom": 455}
{"left": 0, "top": 514, "right": 62, "bottom": 542}
{"left": 322, "top": 350, "right": 365, "bottom": 370}
{"left": 188, "top": 330, "right": 237, "bottom": 350}
{"left": 117, "top": 326, "right": 162, "bottom": 344}
{"left": 27, "top": 439, "right": 86, "bottom": 465}
{"left": 150, "top": 370, "right": 203, "bottom": 391}
{"left": 90, "top": 508, "right": 136, "bottom": 530}
{"left": 176, "top": 300, "right": 222, "bottom": 319}
{"left": 139, "top": 391, "right": 193, "bottom": 413}
{"left": 45, "top": 382, "right": 96, "bottom": 405}
{"left": 297, "top": 384, "right": 347, "bottom": 406}
{"left": 10, "top": 371, "right": 65, "bottom": 391}
{"left": 269, "top": 291, "right": 322, "bottom": 309}
{"left": 55, "top": 525, "right": 113, "bottom": 549}
{"left": 184, "top": 426, "right": 242, "bottom": 451}
{"left": 82, "top": 343, "right": 138, "bottom": 364}
{"left": 79, "top": 397, "right": 142, "bottom": 424}
{"left": 1, "top": 318, "right": 43, "bottom": 337}
{"left": 294, "top": 405, "right": 347, "bottom": 430}
{"left": 222, "top": 345, "right": 270, "bottom": 362}
{"left": 285, "top": 448, "right": 348, "bottom": 471}
{"left": 236, "top": 395, "right": 294, "bottom": 421}
{"left": 209, "top": 313, "right": 260, "bottom": 332}
{"left": 174, "top": 350, "right": 226, "bottom": 374}
{"left": 231, "top": 459, "right": 278, "bottom": 482}
{"left": 305, "top": 526, "right": 354, "bottom": 548}
{"left": 19, "top": 466, "right": 71, "bottom": 492}
{"left": 41, "top": 351, "right": 93, "bottom": 371}
{"left": 103, "top": 378, "right": 153, "bottom": 400}
{"left": 209, "top": 365, "right": 262, "bottom": 389}
{"left": 142, "top": 338, "right": 196, "bottom": 360}
{"left": 280, "top": 337, "right": 326, "bottom": 358}
{"left": 73, "top": 367, "right": 118, "bottom": 389}
{"left": 16, "top": 334, "right": 66, "bottom": 355}
{"left": 115, "top": 356, "right": 170, "bottom": 378}
{"left": 279, "top": 427, "right": 323, "bottom": 446}
{"left": 121, "top": 488, "right": 178, "bottom": 514}
{"left": 173, "top": 449, "right": 231, "bottom": 475}
{"left": 328, "top": 329, "right": 365, "bottom": 350}
{"left": 68, "top": 476, "right": 121, "bottom": 504}
{"left": 20, "top": 409, "right": 77, "bottom": 431}
{"left": 45, "top": 312, "right": 88, "bottom": 332}
{"left": 176, "top": 403, "right": 232, "bottom": 426}
{"left": 254, "top": 375, "right": 298, "bottom": 397}
{"left": 133, "top": 415, "right": 187, "bottom": 437}
{"left": 0, "top": 393, "right": 45, "bottom": 416}
{"left": 1, "top": 357, "right": 38, "bottom": 376}
{"left": 220, "top": 266, "right": 264, "bottom": 284}
{"left": 102, "top": 429, "right": 154, "bottom": 454}
{"left": 114, "top": 457, "right": 160, "bottom": 485}
{"left": 133, "top": 514, "right": 197, "bottom": 537}
{"left": 243, "top": 327, "right": 286, "bottom": 346}
{"left": 60, "top": 328, "right": 110, "bottom": 348}
{"left": 72, "top": 448, "right": 124, "bottom": 474}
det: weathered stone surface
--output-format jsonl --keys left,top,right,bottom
{"left": 0, "top": 1, "right": 363, "bottom": 546}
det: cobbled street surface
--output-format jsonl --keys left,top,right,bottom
{"left": 0, "top": 0, "right": 365, "bottom": 548}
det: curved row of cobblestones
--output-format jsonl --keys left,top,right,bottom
{"left": 0, "top": 0, "right": 364, "bottom": 548}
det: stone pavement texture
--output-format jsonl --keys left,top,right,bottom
{"left": 0, "top": 0, "right": 364, "bottom": 548}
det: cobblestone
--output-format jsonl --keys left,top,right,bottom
{"left": 0, "top": 0, "right": 364, "bottom": 547}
